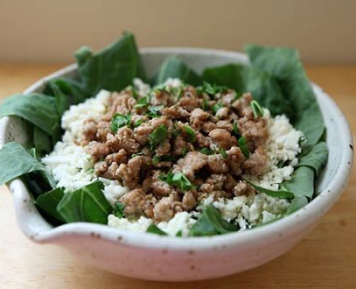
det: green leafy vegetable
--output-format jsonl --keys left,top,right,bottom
{"left": 0, "top": 142, "right": 55, "bottom": 187}
{"left": 36, "top": 187, "right": 65, "bottom": 222}
{"left": 146, "top": 224, "right": 167, "bottom": 236}
{"left": 149, "top": 125, "right": 168, "bottom": 149}
{"left": 182, "top": 126, "right": 196, "bottom": 143}
{"left": 220, "top": 149, "right": 228, "bottom": 159}
{"left": 245, "top": 179, "right": 294, "bottom": 199}
{"left": 245, "top": 45, "right": 325, "bottom": 154}
{"left": 110, "top": 113, "right": 132, "bottom": 132}
{"left": 238, "top": 137, "right": 250, "bottom": 158}
{"left": 0, "top": 93, "right": 60, "bottom": 136}
{"left": 286, "top": 196, "right": 308, "bottom": 215}
{"left": 189, "top": 205, "right": 237, "bottom": 236}
{"left": 75, "top": 32, "right": 146, "bottom": 96}
{"left": 297, "top": 142, "right": 328, "bottom": 177}
{"left": 33, "top": 126, "right": 52, "bottom": 155}
{"left": 113, "top": 202, "right": 126, "bottom": 218}
{"left": 250, "top": 100, "right": 264, "bottom": 118}
{"left": 202, "top": 64, "right": 291, "bottom": 116}
{"left": 159, "top": 172, "right": 192, "bottom": 192}
{"left": 281, "top": 166, "right": 315, "bottom": 198}
{"left": 152, "top": 56, "right": 202, "bottom": 86}
{"left": 57, "top": 181, "right": 112, "bottom": 224}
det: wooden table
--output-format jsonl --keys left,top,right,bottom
{"left": 0, "top": 64, "right": 355, "bottom": 289}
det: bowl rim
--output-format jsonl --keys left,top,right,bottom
{"left": 1, "top": 47, "right": 354, "bottom": 251}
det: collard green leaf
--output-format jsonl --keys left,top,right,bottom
{"left": 286, "top": 196, "right": 308, "bottom": 215}
{"left": 0, "top": 142, "right": 55, "bottom": 187}
{"left": 297, "top": 142, "right": 328, "bottom": 177}
{"left": 190, "top": 205, "right": 237, "bottom": 236}
{"left": 75, "top": 32, "right": 147, "bottom": 96}
{"left": 281, "top": 166, "right": 315, "bottom": 198}
{"left": 202, "top": 64, "right": 291, "bottom": 116}
{"left": 36, "top": 187, "right": 65, "bottom": 222}
{"left": 57, "top": 181, "right": 112, "bottom": 224}
{"left": 0, "top": 93, "right": 60, "bottom": 136}
{"left": 153, "top": 56, "right": 202, "bottom": 86}
{"left": 245, "top": 179, "right": 294, "bottom": 199}
{"left": 146, "top": 224, "right": 167, "bottom": 236}
{"left": 245, "top": 45, "right": 325, "bottom": 153}
{"left": 33, "top": 126, "right": 52, "bottom": 155}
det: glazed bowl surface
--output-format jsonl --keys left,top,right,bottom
{"left": 0, "top": 48, "right": 353, "bottom": 281}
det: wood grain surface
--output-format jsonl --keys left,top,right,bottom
{"left": 0, "top": 64, "right": 355, "bottom": 289}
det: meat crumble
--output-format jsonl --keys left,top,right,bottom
{"left": 82, "top": 81, "right": 269, "bottom": 222}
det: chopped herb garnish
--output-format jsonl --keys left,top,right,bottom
{"left": 232, "top": 122, "right": 240, "bottom": 137}
{"left": 110, "top": 113, "right": 131, "bottom": 132}
{"left": 146, "top": 224, "right": 167, "bottom": 236}
{"left": 181, "top": 147, "right": 188, "bottom": 156}
{"left": 134, "top": 119, "right": 144, "bottom": 127}
{"left": 211, "top": 102, "right": 224, "bottom": 114}
{"left": 149, "top": 125, "right": 168, "bottom": 150}
{"left": 220, "top": 149, "right": 228, "bottom": 159}
{"left": 238, "top": 136, "right": 250, "bottom": 158}
{"left": 134, "top": 96, "right": 149, "bottom": 108}
{"left": 146, "top": 105, "right": 164, "bottom": 118}
{"left": 127, "top": 85, "right": 138, "bottom": 99}
{"left": 159, "top": 172, "right": 192, "bottom": 192}
{"left": 202, "top": 99, "right": 210, "bottom": 111}
{"left": 152, "top": 155, "right": 176, "bottom": 164}
{"left": 113, "top": 202, "right": 126, "bottom": 218}
{"left": 200, "top": 148, "right": 214, "bottom": 155}
{"left": 250, "top": 100, "right": 264, "bottom": 118}
{"left": 196, "top": 82, "right": 228, "bottom": 97}
{"left": 182, "top": 126, "right": 196, "bottom": 143}
{"left": 86, "top": 167, "right": 94, "bottom": 174}
{"left": 131, "top": 152, "right": 144, "bottom": 158}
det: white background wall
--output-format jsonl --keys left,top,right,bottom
{"left": 0, "top": 0, "right": 355, "bottom": 63}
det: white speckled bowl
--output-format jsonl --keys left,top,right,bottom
{"left": 0, "top": 48, "right": 353, "bottom": 281}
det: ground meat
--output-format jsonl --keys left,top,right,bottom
{"left": 190, "top": 108, "right": 210, "bottom": 130}
{"left": 232, "top": 181, "right": 254, "bottom": 197}
{"left": 153, "top": 195, "right": 176, "bottom": 222}
{"left": 175, "top": 151, "right": 208, "bottom": 180}
{"left": 82, "top": 85, "right": 271, "bottom": 223}
{"left": 243, "top": 147, "right": 269, "bottom": 176}
{"left": 83, "top": 121, "right": 98, "bottom": 141}
{"left": 207, "top": 154, "right": 229, "bottom": 174}
{"left": 162, "top": 106, "right": 190, "bottom": 119}
{"left": 182, "top": 191, "right": 197, "bottom": 210}
{"left": 209, "top": 128, "right": 233, "bottom": 149}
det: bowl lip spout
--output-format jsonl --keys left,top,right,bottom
{"left": 0, "top": 47, "right": 353, "bottom": 252}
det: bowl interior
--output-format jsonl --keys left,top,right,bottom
{"left": 0, "top": 48, "right": 353, "bottom": 247}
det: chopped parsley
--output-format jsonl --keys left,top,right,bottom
{"left": 110, "top": 113, "right": 132, "bottom": 132}
{"left": 134, "top": 96, "right": 149, "bottom": 108}
{"left": 181, "top": 147, "right": 188, "bottom": 156}
{"left": 149, "top": 125, "right": 168, "bottom": 150}
{"left": 200, "top": 148, "right": 214, "bottom": 155}
{"left": 113, "top": 202, "right": 126, "bottom": 218}
{"left": 220, "top": 149, "right": 228, "bottom": 159}
{"left": 196, "top": 82, "right": 228, "bottom": 97}
{"left": 250, "top": 100, "right": 264, "bottom": 118}
{"left": 232, "top": 122, "right": 240, "bottom": 138}
{"left": 238, "top": 136, "right": 250, "bottom": 158}
{"left": 159, "top": 172, "right": 193, "bottom": 192}
{"left": 146, "top": 105, "right": 164, "bottom": 118}
{"left": 211, "top": 102, "right": 224, "bottom": 114}
{"left": 182, "top": 125, "right": 196, "bottom": 143}
{"left": 134, "top": 119, "right": 144, "bottom": 127}
{"left": 152, "top": 155, "right": 176, "bottom": 164}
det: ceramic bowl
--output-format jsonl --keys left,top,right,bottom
{"left": 0, "top": 48, "right": 353, "bottom": 281}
